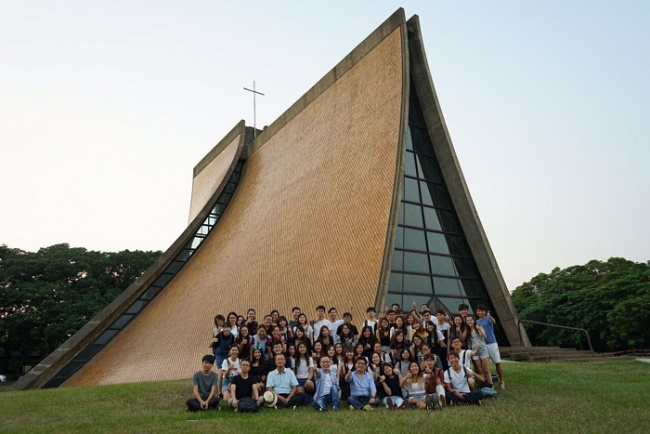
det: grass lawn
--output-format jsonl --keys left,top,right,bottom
{"left": 2, "top": 360, "right": 649, "bottom": 433}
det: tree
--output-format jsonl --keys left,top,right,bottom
{"left": 512, "top": 258, "right": 650, "bottom": 352}
{"left": 0, "top": 244, "right": 161, "bottom": 362}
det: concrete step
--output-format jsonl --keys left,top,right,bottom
{"left": 529, "top": 353, "right": 636, "bottom": 362}
{"left": 547, "top": 355, "right": 636, "bottom": 363}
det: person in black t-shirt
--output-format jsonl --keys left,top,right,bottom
{"left": 229, "top": 360, "right": 262, "bottom": 409}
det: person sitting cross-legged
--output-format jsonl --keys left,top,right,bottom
{"left": 345, "top": 356, "right": 378, "bottom": 411}
{"left": 312, "top": 356, "right": 341, "bottom": 411}
{"left": 186, "top": 354, "right": 220, "bottom": 412}
{"left": 444, "top": 351, "right": 484, "bottom": 406}
{"left": 265, "top": 354, "right": 309, "bottom": 409}
{"left": 229, "top": 359, "right": 263, "bottom": 410}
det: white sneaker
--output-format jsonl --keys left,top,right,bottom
{"left": 500, "top": 382, "right": 505, "bottom": 390}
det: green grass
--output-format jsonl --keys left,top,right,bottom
{"left": 2, "top": 360, "right": 649, "bottom": 433}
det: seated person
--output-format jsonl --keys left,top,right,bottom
{"left": 444, "top": 351, "right": 484, "bottom": 406}
{"left": 400, "top": 361, "right": 430, "bottom": 410}
{"left": 421, "top": 353, "right": 446, "bottom": 408}
{"left": 345, "top": 357, "right": 378, "bottom": 411}
{"left": 312, "top": 356, "right": 340, "bottom": 411}
{"left": 266, "top": 354, "right": 309, "bottom": 409}
{"left": 229, "top": 359, "right": 263, "bottom": 410}
{"left": 186, "top": 354, "right": 220, "bottom": 412}
{"left": 377, "top": 363, "right": 404, "bottom": 409}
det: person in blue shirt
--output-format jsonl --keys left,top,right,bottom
{"left": 476, "top": 304, "right": 505, "bottom": 389}
{"left": 344, "top": 357, "right": 377, "bottom": 411}
{"left": 265, "top": 354, "right": 308, "bottom": 409}
{"left": 312, "top": 356, "right": 340, "bottom": 411}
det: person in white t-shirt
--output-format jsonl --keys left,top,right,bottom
{"left": 327, "top": 307, "right": 345, "bottom": 343}
{"left": 443, "top": 351, "right": 484, "bottom": 406}
{"left": 312, "top": 305, "right": 328, "bottom": 342}
{"left": 220, "top": 345, "right": 241, "bottom": 403}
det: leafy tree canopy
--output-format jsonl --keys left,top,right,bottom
{"left": 512, "top": 257, "right": 650, "bottom": 352}
{"left": 0, "top": 244, "right": 161, "bottom": 358}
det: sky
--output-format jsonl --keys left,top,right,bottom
{"left": 1, "top": 1, "right": 648, "bottom": 291}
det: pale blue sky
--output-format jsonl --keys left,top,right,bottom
{"left": 1, "top": 1, "right": 647, "bottom": 290}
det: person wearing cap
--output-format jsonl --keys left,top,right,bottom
{"left": 265, "top": 354, "right": 308, "bottom": 409}
{"left": 345, "top": 357, "right": 377, "bottom": 411}
{"left": 312, "top": 356, "right": 340, "bottom": 411}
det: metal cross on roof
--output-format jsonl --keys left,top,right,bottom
{"left": 243, "top": 81, "right": 265, "bottom": 138}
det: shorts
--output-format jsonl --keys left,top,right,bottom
{"left": 215, "top": 354, "right": 226, "bottom": 370}
{"left": 297, "top": 378, "right": 308, "bottom": 387}
{"left": 221, "top": 376, "right": 232, "bottom": 393}
{"left": 485, "top": 343, "right": 501, "bottom": 364}
{"left": 472, "top": 345, "right": 489, "bottom": 360}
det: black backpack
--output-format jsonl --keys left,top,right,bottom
{"left": 237, "top": 397, "right": 258, "bottom": 413}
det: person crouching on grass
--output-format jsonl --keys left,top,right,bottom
{"left": 345, "top": 357, "right": 378, "bottom": 411}
{"left": 444, "top": 351, "right": 484, "bottom": 406}
{"left": 186, "top": 354, "right": 220, "bottom": 412}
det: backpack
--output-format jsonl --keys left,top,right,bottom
{"left": 481, "top": 387, "right": 498, "bottom": 398}
{"left": 237, "top": 397, "right": 258, "bottom": 413}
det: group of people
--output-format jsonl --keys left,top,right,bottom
{"left": 187, "top": 302, "right": 505, "bottom": 412}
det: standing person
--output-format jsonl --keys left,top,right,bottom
{"left": 236, "top": 326, "right": 252, "bottom": 360}
{"left": 244, "top": 308, "right": 258, "bottom": 335}
{"left": 373, "top": 342, "right": 392, "bottom": 365}
{"left": 338, "top": 346, "right": 355, "bottom": 402}
{"left": 425, "top": 320, "right": 447, "bottom": 370}
{"left": 288, "top": 325, "right": 312, "bottom": 354}
{"left": 368, "top": 352, "right": 383, "bottom": 382}
{"left": 266, "top": 354, "right": 308, "bottom": 409}
{"left": 312, "top": 356, "right": 340, "bottom": 411}
{"left": 229, "top": 359, "right": 263, "bottom": 410}
{"left": 220, "top": 345, "right": 241, "bottom": 403}
{"left": 249, "top": 347, "right": 268, "bottom": 392}
{"left": 466, "top": 315, "right": 491, "bottom": 385}
{"left": 186, "top": 355, "right": 219, "bottom": 412}
{"left": 313, "top": 306, "right": 328, "bottom": 341}
{"left": 333, "top": 343, "right": 345, "bottom": 368}
{"left": 277, "top": 316, "right": 293, "bottom": 342}
{"left": 345, "top": 357, "right": 378, "bottom": 411}
{"left": 296, "top": 313, "right": 314, "bottom": 342}
{"left": 327, "top": 307, "right": 345, "bottom": 343}
{"left": 376, "top": 318, "right": 392, "bottom": 354}
{"left": 213, "top": 323, "right": 235, "bottom": 385}
{"left": 363, "top": 307, "right": 378, "bottom": 333}
{"left": 226, "top": 312, "right": 240, "bottom": 338}
{"left": 358, "top": 326, "right": 377, "bottom": 357}
{"left": 377, "top": 363, "right": 404, "bottom": 410}
{"left": 251, "top": 326, "right": 271, "bottom": 360}
{"left": 317, "top": 326, "right": 334, "bottom": 349}
{"left": 336, "top": 312, "right": 359, "bottom": 339}
{"left": 338, "top": 323, "right": 357, "bottom": 348}
{"left": 389, "top": 330, "right": 409, "bottom": 363}
{"left": 476, "top": 305, "right": 505, "bottom": 389}
{"left": 444, "top": 351, "right": 484, "bottom": 406}
{"left": 435, "top": 310, "right": 451, "bottom": 335}
{"left": 289, "top": 306, "right": 301, "bottom": 329}
{"left": 310, "top": 341, "right": 323, "bottom": 369}
{"left": 448, "top": 315, "right": 468, "bottom": 351}
{"left": 457, "top": 304, "right": 469, "bottom": 322}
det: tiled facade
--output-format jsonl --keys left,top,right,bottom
{"left": 66, "top": 28, "right": 404, "bottom": 386}
{"left": 188, "top": 135, "right": 240, "bottom": 223}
